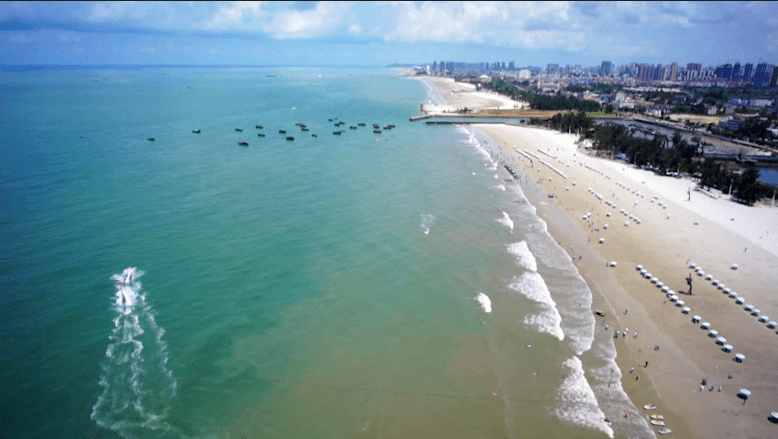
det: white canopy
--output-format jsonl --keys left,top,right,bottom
{"left": 692, "top": 315, "right": 701, "bottom": 323}
{"left": 767, "top": 321, "right": 777, "bottom": 329}
{"left": 701, "top": 322, "right": 711, "bottom": 329}
{"left": 735, "top": 353, "right": 746, "bottom": 362}
{"left": 708, "top": 330, "right": 719, "bottom": 337}
{"left": 738, "top": 388, "right": 751, "bottom": 397}
{"left": 675, "top": 300, "right": 685, "bottom": 307}
{"left": 722, "top": 344, "right": 733, "bottom": 352}
{"left": 735, "top": 297, "right": 744, "bottom": 304}
{"left": 682, "top": 307, "right": 691, "bottom": 314}
{"left": 636, "top": 264, "right": 643, "bottom": 270}
{"left": 716, "top": 337, "right": 727, "bottom": 345}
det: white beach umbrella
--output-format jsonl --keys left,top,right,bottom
{"left": 661, "top": 286, "right": 669, "bottom": 292}
{"left": 636, "top": 264, "right": 643, "bottom": 270}
{"left": 744, "top": 304, "right": 754, "bottom": 312}
{"left": 696, "top": 270, "right": 704, "bottom": 276}
{"left": 735, "top": 297, "right": 745, "bottom": 304}
{"left": 706, "top": 274, "right": 713, "bottom": 281}
{"left": 723, "top": 288, "right": 731, "bottom": 294}
{"left": 751, "top": 309, "right": 761, "bottom": 316}
{"left": 701, "top": 322, "right": 711, "bottom": 329}
{"left": 722, "top": 344, "right": 733, "bottom": 352}
{"left": 708, "top": 330, "right": 719, "bottom": 337}
{"left": 692, "top": 315, "right": 701, "bottom": 323}
{"left": 657, "top": 281, "right": 665, "bottom": 288}
{"left": 676, "top": 300, "right": 685, "bottom": 307}
{"left": 767, "top": 321, "right": 777, "bottom": 329}
{"left": 668, "top": 290, "right": 675, "bottom": 295}
{"left": 624, "top": 221, "right": 630, "bottom": 227}
{"left": 669, "top": 295, "right": 678, "bottom": 302}
{"left": 609, "top": 261, "right": 617, "bottom": 267}
{"left": 728, "top": 291, "right": 738, "bottom": 298}
{"left": 768, "top": 412, "right": 778, "bottom": 423}
{"left": 731, "top": 264, "right": 738, "bottom": 270}
{"left": 711, "top": 278, "right": 718, "bottom": 285}
{"left": 758, "top": 315, "right": 769, "bottom": 323}
{"left": 718, "top": 284, "right": 726, "bottom": 290}
{"left": 599, "top": 238, "right": 605, "bottom": 244}
{"left": 645, "top": 272, "right": 652, "bottom": 278}
{"left": 735, "top": 353, "right": 746, "bottom": 362}
{"left": 738, "top": 388, "right": 750, "bottom": 399}
{"left": 603, "top": 223, "right": 609, "bottom": 229}
{"left": 689, "top": 262, "right": 697, "bottom": 269}
{"left": 650, "top": 277, "right": 658, "bottom": 283}
{"left": 716, "top": 337, "right": 727, "bottom": 345}
{"left": 682, "top": 307, "right": 691, "bottom": 314}
{"left": 606, "top": 212, "right": 611, "bottom": 217}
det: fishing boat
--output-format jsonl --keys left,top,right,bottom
{"left": 258, "top": 133, "right": 265, "bottom": 137}
{"left": 357, "top": 123, "right": 366, "bottom": 126}
{"left": 285, "top": 136, "right": 294, "bottom": 141}
{"left": 192, "top": 129, "right": 201, "bottom": 133}
{"left": 650, "top": 419, "right": 665, "bottom": 426}
{"left": 311, "top": 134, "right": 317, "bottom": 137}
{"left": 238, "top": 141, "right": 248, "bottom": 146}
{"left": 373, "top": 130, "right": 382, "bottom": 134}
{"left": 349, "top": 126, "right": 357, "bottom": 129}
{"left": 255, "top": 125, "right": 263, "bottom": 129}
{"left": 657, "top": 428, "right": 672, "bottom": 435}
{"left": 643, "top": 404, "right": 656, "bottom": 410}
{"left": 279, "top": 130, "right": 286, "bottom": 134}
{"left": 333, "top": 130, "right": 343, "bottom": 135}
{"left": 235, "top": 128, "right": 242, "bottom": 132}
{"left": 650, "top": 414, "right": 664, "bottom": 420}
{"left": 147, "top": 137, "right": 155, "bottom": 141}
{"left": 595, "top": 310, "right": 606, "bottom": 317}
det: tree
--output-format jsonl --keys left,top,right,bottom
{"left": 605, "top": 104, "right": 614, "bottom": 114}
{"left": 734, "top": 165, "right": 762, "bottom": 205}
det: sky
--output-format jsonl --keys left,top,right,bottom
{"left": 2, "top": 1, "right": 778, "bottom": 68}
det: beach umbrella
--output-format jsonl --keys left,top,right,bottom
{"left": 696, "top": 270, "right": 704, "bottom": 276}
{"left": 682, "top": 307, "right": 691, "bottom": 314}
{"left": 711, "top": 278, "right": 718, "bottom": 285}
{"left": 609, "top": 261, "right": 617, "bottom": 267}
{"left": 723, "top": 288, "right": 731, "bottom": 295}
{"left": 758, "top": 315, "right": 769, "bottom": 323}
{"left": 728, "top": 291, "right": 738, "bottom": 298}
{"left": 701, "top": 322, "right": 711, "bottom": 329}
{"left": 661, "top": 285, "right": 669, "bottom": 292}
{"left": 769, "top": 412, "right": 778, "bottom": 423}
{"left": 689, "top": 262, "right": 697, "bottom": 269}
{"left": 603, "top": 223, "right": 609, "bottom": 229}
{"left": 599, "top": 238, "right": 605, "bottom": 244}
{"left": 718, "top": 284, "right": 726, "bottom": 290}
{"left": 708, "top": 330, "right": 719, "bottom": 337}
{"left": 668, "top": 290, "right": 675, "bottom": 295}
{"left": 744, "top": 304, "right": 754, "bottom": 312}
{"left": 657, "top": 281, "right": 664, "bottom": 288}
{"left": 706, "top": 274, "right": 713, "bottom": 281}
{"left": 692, "top": 315, "right": 701, "bottom": 323}
{"left": 636, "top": 264, "right": 643, "bottom": 270}
{"left": 716, "top": 337, "right": 727, "bottom": 345}
{"left": 645, "top": 272, "right": 653, "bottom": 279}
{"left": 650, "top": 277, "right": 658, "bottom": 283}
{"left": 606, "top": 212, "right": 611, "bottom": 217}
{"left": 735, "top": 297, "right": 745, "bottom": 304}
{"left": 669, "top": 295, "right": 678, "bottom": 302}
{"left": 675, "top": 300, "right": 685, "bottom": 307}
{"left": 722, "top": 344, "right": 733, "bottom": 352}
{"left": 767, "top": 321, "right": 777, "bottom": 329}
{"left": 731, "top": 264, "right": 738, "bottom": 270}
{"left": 738, "top": 389, "right": 750, "bottom": 399}
{"left": 751, "top": 309, "right": 760, "bottom": 316}
{"left": 734, "top": 353, "right": 745, "bottom": 362}
{"left": 624, "top": 221, "right": 629, "bottom": 227}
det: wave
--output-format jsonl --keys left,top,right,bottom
{"left": 506, "top": 241, "right": 538, "bottom": 272}
{"left": 554, "top": 356, "right": 614, "bottom": 438}
{"left": 509, "top": 272, "right": 564, "bottom": 340}
{"left": 420, "top": 213, "right": 435, "bottom": 229}
{"left": 474, "top": 292, "right": 492, "bottom": 313}
{"left": 92, "top": 267, "right": 178, "bottom": 438}
{"left": 496, "top": 210, "right": 514, "bottom": 232}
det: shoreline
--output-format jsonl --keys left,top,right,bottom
{"left": 416, "top": 74, "right": 778, "bottom": 439}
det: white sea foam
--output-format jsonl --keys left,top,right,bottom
{"left": 474, "top": 292, "right": 492, "bottom": 313}
{"left": 555, "top": 356, "right": 614, "bottom": 438}
{"left": 493, "top": 184, "right": 506, "bottom": 191}
{"left": 506, "top": 241, "right": 538, "bottom": 272}
{"left": 496, "top": 210, "right": 514, "bottom": 232}
{"left": 510, "top": 272, "right": 564, "bottom": 340}
{"left": 420, "top": 213, "right": 435, "bottom": 229}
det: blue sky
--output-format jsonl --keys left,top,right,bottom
{"left": 2, "top": 1, "right": 777, "bottom": 67}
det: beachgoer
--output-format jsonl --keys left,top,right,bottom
{"left": 629, "top": 367, "right": 634, "bottom": 374}
{"left": 644, "top": 361, "right": 649, "bottom": 367}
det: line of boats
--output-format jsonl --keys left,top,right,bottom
{"left": 146, "top": 117, "right": 398, "bottom": 147}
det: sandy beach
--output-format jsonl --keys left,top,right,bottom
{"left": 416, "top": 74, "right": 778, "bottom": 439}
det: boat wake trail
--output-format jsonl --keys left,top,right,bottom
{"left": 91, "top": 267, "right": 178, "bottom": 438}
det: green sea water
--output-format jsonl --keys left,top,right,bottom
{"left": 1, "top": 66, "right": 648, "bottom": 439}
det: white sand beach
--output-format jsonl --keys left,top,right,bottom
{"left": 416, "top": 73, "right": 778, "bottom": 439}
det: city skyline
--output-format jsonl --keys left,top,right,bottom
{"left": 2, "top": 1, "right": 778, "bottom": 67}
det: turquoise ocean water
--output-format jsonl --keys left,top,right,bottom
{"left": 1, "top": 67, "right": 650, "bottom": 439}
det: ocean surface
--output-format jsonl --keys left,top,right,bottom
{"left": 1, "top": 66, "right": 650, "bottom": 439}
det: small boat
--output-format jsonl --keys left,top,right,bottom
{"left": 657, "top": 428, "right": 672, "bottom": 435}
{"left": 357, "top": 123, "right": 366, "bottom": 126}
{"left": 373, "top": 124, "right": 380, "bottom": 129}
{"left": 333, "top": 130, "right": 343, "bottom": 135}
{"left": 643, "top": 404, "right": 656, "bottom": 410}
{"left": 349, "top": 126, "right": 357, "bottom": 129}
{"left": 147, "top": 137, "right": 155, "bottom": 141}
{"left": 650, "top": 419, "right": 665, "bottom": 426}
{"left": 373, "top": 130, "right": 382, "bottom": 134}
{"left": 235, "top": 128, "right": 242, "bottom": 132}
{"left": 192, "top": 129, "right": 201, "bottom": 133}
{"left": 255, "top": 125, "right": 263, "bottom": 129}
{"left": 279, "top": 130, "right": 286, "bottom": 134}
{"left": 238, "top": 141, "right": 248, "bottom": 146}
{"left": 258, "top": 133, "right": 265, "bottom": 137}
{"left": 328, "top": 118, "right": 333, "bottom": 122}
{"left": 301, "top": 127, "right": 309, "bottom": 132}
{"left": 311, "top": 134, "right": 317, "bottom": 137}
{"left": 285, "top": 136, "right": 294, "bottom": 141}
{"left": 595, "top": 310, "right": 606, "bottom": 317}
{"left": 650, "top": 414, "right": 664, "bottom": 420}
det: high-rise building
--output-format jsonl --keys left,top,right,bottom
{"left": 655, "top": 64, "right": 666, "bottom": 81}
{"left": 600, "top": 61, "right": 612, "bottom": 76}
{"left": 770, "top": 66, "right": 778, "bottom": 87}
{"left": 508, "top": 61, "right": 515, "bottom": 70}
{"left": 668, "top": 62, "right": 678, "bottom": 81}
{"left": 546, "top": 63, "right": 560, "bottom": 74}
{"left": 743, "top": 63, "right": 753, "bottom": 81}
{"left": 732, "top": 62, "right": 741, "bottom": 81}
{"left": 722, "top": 63, "right": 733, "bottom": 80}
{"left": 753, "top": 63, "right": 771, "bottom": 87}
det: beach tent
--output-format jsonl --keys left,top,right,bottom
{"left": 701, "top": 322, "right": 711, "bottom": 329}
{"left": 708, "top": 330, "right": 719, "bottom": 337}
{"left": 716, "top": 337, "right": 727, "bottom": 345}
{"left": 722, "top": 344, "right": 733, "bottom": 352}
{"left": 692, "top": 315, "right": 701, "bottom": 323}
{"left": 682, "top": 307, "right": 691, "bottom": 314}
{"left": 735, "top": 353, "right": 746, "bottom": 362}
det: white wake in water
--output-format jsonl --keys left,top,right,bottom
{"left": 496, "top": 210, "right": 514, "bottom": 233}
{"left": 92, "top": 267, "right": 178, "bottom": 437}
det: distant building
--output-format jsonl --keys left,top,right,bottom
{"left": 600, "top": 61, "right": 612, "bottom": 76}
{"left": 743, "top": 63, "right": 753, "bottom": 81}
{"left": 686, "top": 63, "right": 702, "bottom": 73}
{"left": 517, "top": 69, "right": 531, "bottom": 80}
{"left": 668, "top": 62, "right": 678, "bottom": 81}
{"left": 546, "top": 64, "right": 560, "bottom": 75}
{"left": 508, "top": 61, "right": 515, "bottom": 70}
{"left": 719, "top": 118, "right": 744, "bottom": 132}
{"left": 753, "top": 63, "right": 771, "bottom": 87}
{"left": 770, "top": 66, "right": 778, "bottom": 87}
{"left": 732, "top": 62, "right": 741, "bottom": 81}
